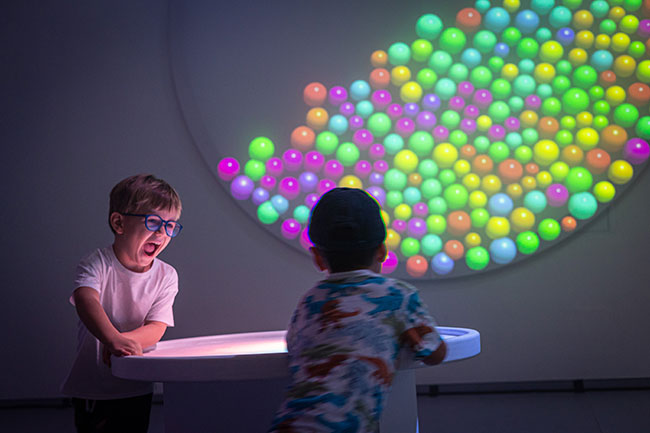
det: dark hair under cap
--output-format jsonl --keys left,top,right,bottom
{"left": 308, "top": 187, "right": 386, "bottom": 251}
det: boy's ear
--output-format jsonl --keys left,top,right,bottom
{"left": 310, "top": 246, "right": 329, "bottom": 272}
{"left": 376, "top": 243, "right": 387, "bottom": 263}
{"left": 109, "top": 212, "right": 125, "bottom": 235}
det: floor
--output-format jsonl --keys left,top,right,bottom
{"left": 1, "top": 388, "right": 648, "bottom": 433}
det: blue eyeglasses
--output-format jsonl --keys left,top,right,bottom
{"left": 122, "top": 213, "right": 183, "bottom": 237}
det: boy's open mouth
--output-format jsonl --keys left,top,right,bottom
{"left": 143, "top": 242, "right": 159, "bottom": 256}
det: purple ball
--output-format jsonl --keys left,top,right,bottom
{"left": 457, "top": 81, "right": 475, "bottom": 98}
{"left": 305, "top": 192, "right": 320, "bottom": 208}
{"left": 386, "top": 103, "right": 403, "bottom": 119}
{"left": 369, "top": 172, "right": 384, "bottom": 185}
{"left": 349, "top": 115, "right": 364, "bottom": 130}
{"left": 392, "top": 219, "right": 407, "bottom": 233}
{"left": 460, "top": 118, "right": 477, "bottom": 135}
{"left": 304, "top": 151, "right": 325, "bottom": 172}
{"left": 328, "top": 86, "right": 348, "bottom": 106}
{"left": 624, "top": 138, "right": 650, "bottom": 165}
{"left": 639, "top": 20, "right": 650, "bottom": 38}
{"left": 339, "top": 101, "right": 355, "bottom": 117}
{"left": 525, "top": 94, "right": 541, "bottom": 110}
{"left": 404, "top": 102, "right": 420, "bottom": 117}
{"left": 464, "top": 104, "right": 480, "bottom": 119}
{"left": 373, "top": 160, "right": 389, "bottom": 173}
{"left": 505, "top": 116, "right": 521, "bottom": 131}
{"left": 448, "top": 96, "right": 466, "bottom": 111}
{"left": 413, "top": 202, "right": 429, "bottom": 217}
{"left": 556, "top": 27, "right": 574, "bottom": 46}
{"left": 353, "top": 129, "right": 374, "bottom": 149}
{"left": 415, "top": 111, "right": 437, "bottom": 130}
{"left": 546, "top": 183, "right": 569, "bottom": 207}
{"left": 230, "top": 175, "right": 254, "bottom": 200}
{"left": 472, "top": 89, "right": 493, "bottom": 108}
{"left": 421, "top": 94, "right": 441, "bottom": 112}
{"left": 366, "top": 186, "right": 386, "bottom": 206}
{"left": 488, "top": 125, "right": 506, "bottom": 141}
{"left": 251, "top": 187, "right": 270, "bottom": 205}
{"left": 395, "top": 117, "right": 415, "bottom": 137}
{"left": 369, "top": 143, "right": 385, "bottom": 160}
{"left": 371, "top": 90, "right": 392, "bottom": 110}
{"left": 299, "top": 172, "right": 319, "bottom": 191}
{"left": 433, "top": 125, "right": 449, "bottom": 141}
{"left": 407, "top": 218, "right": 428, "bottom": 238}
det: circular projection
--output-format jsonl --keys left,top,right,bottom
{"left": 178, "top": 0, "right": 650, "bottom": 279}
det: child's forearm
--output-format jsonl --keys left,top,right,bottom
{"left": 73, "top": 286, "right": 122, "bottom": 345}
{"left": 123, "top": 321, "right": 167, "bottom": 349}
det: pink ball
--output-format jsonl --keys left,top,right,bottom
{"left": 373, "top": 160, "right": 389, "bottom": 173}
{"left": 260, "top": 175, "right": 277, "bottom": 190}
{"left": 464, "top": 104, "right": 480, "bottom": 119}
{"left": 317, "top": 179, "right": 336, "bottom": 195}
{"left": 395, "top": 118, "right": 415, "bottom": 137}
{"left": 386, "top": 103, "right": 403, "bottom": 120}
{"left": 305, "top": 192, "right": 320, "bottom": 208}
{"left": 339, "top": 102, "right": 355, "bottom": 117}
{"left": 505, "top": 117, "right": 520, "bottom": 131}
{"left": 433, "top": 126, "right": 449, "bottom": 141}
{"left": 349, "top": 115, "right": 364, "bottom": 130}
{"left": 278, "top": 177, "right": 300, "bottom": 200}
{"left": 525, "top": 95, "right": 541, "bottom": 110}
{"left": 266, "top": 157, "right": 283, "bottom": 177}
{"left": 623, "top": 138, "right": 650, "bottom": 165}
{"left": 448, "top": 96, "right": 465, "bottom": 111}
{"left": 304, "top": 151, "right": 325, "bottom": 172}
{"left": 460, "top": 118, "right": 477, "bottom": 134}
{"left": 281, "top": 219, "right": 302, "bottom": 240}
{"left": 353, "top": 129, "right": 374, "bottom": 149}
{"left": 371, "top": 90, "right": 392, "bottom": 110}
{"left": 354, "top": 160, "right": 373, "bottom": 178}
{"left": 282, "top": 149, "right": 303, "bottom": 171}
{"left": 457, "top": 81, "right": 475, "bottom": 98}
{"left": 392, "top": 219, "right": 407, "bottom": 233}
{"left": 488, "top": 125, "right": 506, "bottom": 141}
{"left": 329, "top": 86, "right": 348, "bottom": 106}
{"left": 546, "top": 183, "right": 569, "bottom": 207}
{"left": 381, "top": 250, "right": 398, "bottom": 274}
{"left": 369, "top": 143, "right": 386, "bottom": 160}
{"left": 324, "top": 160, "right": 344, "bottom": 179}
{"left": 638, "top": 20, "right": 650, "bottom": 38}
{"left": 217, "top": 157, "right": 240, "bottom": 181}
{"left": 472, "top": 89, "right": 493, "bottom": 108}
{"left": 413, "top": 202, "right": 429, "bottom": 217}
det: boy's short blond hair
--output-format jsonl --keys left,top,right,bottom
{"left": 109, "top": 174, "right": 182, "bottom": 232}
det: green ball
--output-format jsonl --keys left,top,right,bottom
{"left": 419, "top": 159, "right": 439, "bottom": 178}
{"left": 367, "top": 113, "right": 392, "bottom": 137}
{"left": 473, "top": 30, "right": 498, "bottom": 53}
{"left": 513, "top": 74, "right": 536, "bottom": 97}
{"left": 518, "top": 59, "right": 536, "bottom": 74}
{"left": 552, "top": 76, "right": 572, "bottom": 95}
{"left": 488, "top": 101, "right": 511, "bottom": 123}
{"left": 426, "top": 213, "right": 447, "bottom": 234}
{"left": 550, "top": 161, "right": 570, "bottom": 181}
{"left": 435, "top": 78, "right": 457, "bottom": 100}
{"left": 244, "top": 159, "right": 265, "bottom": 181}
{"left": 488, "top": 56, "right": 505, "bottom": 74}
{"left": 517, "top": 38, "right": 540, "bottom": 59}
{"left": 428, "top": 197, "right": 448, "bottom": 215}
{"left": 408, "top": 131, "right": 435, "bottom": 156}
{"left": 388, "top": 42, "right": 411, "bottom": 66}
{"left": 439, "top": 27, "right": 467, "bottom": 54}
{"left": 506, "top": 132, "right": 523, "bottom": 149}
{"left": 411, "top": 39, "right": 433, "bottom": 62}
{"left": 401, "top": 237, "right": 421, "bottom": 257}
{"left": 613, "top": 103, "right": 640, "bottom": 128}
{"left": 421, "top": 178, "right": 443, "bottom": 198}
{"left": 565, "top": 166, "right": 593, "bottom": 193}
{"left": 635, "top": 116, "right": 650, "bottom": 139}
{"left": 416, "top": 14, "right": 443, "bottom": 39}
{"left": 590, "top": 0, "right": 610, "bottom": 18}
{"left": 514, "top": 145, "right": 533, "bottom": 163}
{"left": 257, "top": 201, "right": 279, "bottom": 224}
{"left": 555, "top": 60, "right": 573, "bottom": 76}
{"left": 466, "top": 247, "right": 490, "bottom": 270}
{"left": 562, "top": 0, "right": 582, "bottom": 10}
{"left": 449, "top": 130, "right": 469, "bottom": 147}
{"left": 470, "top": 66, "right": 493, "bottom": 88}
{"left": 562, "top": 88, "right": 590, "bottom": 115}
{"left": 535, "top": 27, "right": 553, "bottom": 43}
{"left": 572, "top": 65, "right": 598, "bottom": 89}
{"left": 541, "top": 97, "right": 562, "bottom": 116}
{"left": 439, "top": 169, "right": 457, "bottom": 186}
{"left": 383, "top": 133, "right": 404, "bottom": 155}
{"left": 620, "top": 15, "right": 639, "bottom": 34}
{"left": 560, "top": 115, "right": 577, "bottom": 130}
{"left": 417, "top": 68, "right": 438, "bottom": 89}
{"left": 516, "top": 231, "right": 540, "bottom": 254}
{"left": 443, "top": 184, "right": 469, "bottom": 209}
{"left": 538, "top": 218, "right": 561, "bottom": 241}
{"left": 448, "top": 63, "right": 470, "bottom": 83}
{"left": 522, "top": 128, "right": 539, "bottom": 145}
{"left": 248, "top": 137, "right": 275, "bottom": 161}
{"left": 336, "top": 142, "right": 360, "bottom": 167}
{"left": 537, "top": 83, "right": 553, "bottom": 98}
{"left": 588, "top": 85, "right": 605, "bottom": 101}
{"left": 568, "top": 192, "right": 598, "bottom": 220}
{"left": 531, "top": 0, "right": 555, "bottom": 15}
{"left": 593, "top": 115, "right": 609, "bottom": 131}
{"left": 470, "top": 208, "right": 490, "bottom": 228}
{"left": 488, "top": 141, "right": 510, "bottom": 163}
{"left": 501, "top": 27, "right": 522, "bottom": 47}
{"left": 637, "top": 60, "right": 650, "bottom": 83}
{"left": 555, "top": 130, "right": 574, "bottom": 146}
{"left": 628, "top": 41, "right": 646, "bottom": 59}
{"left": 429, "top": 51, "right": 453, "bottom": 75}
{"left": 474, "top": 136, "right": 491, "bottom": 153}
{"left": 384, "top": 168, "right": 408, "bottom": 190}
{"left": 491, "top": 78, "right": 512, "bottom": 100}
{"left": 600, "top": 19, "right": 617, "bottom": 35}
{"left": 475, "top": 0, "right": 491, "bottom": 13}
{"left": 508, "top": 96, "right": 525, "bottom": 113}
{"left": 440, "top": 110, "right": 461, "bottom": 129}
{"left": 623, "top": 0, "right": 642, "bottom": 11}
{"left": 315, "top": 131, "right": 339, "bottom": 155}
{"left": 386, "top": 191, "right": 403, "bottom": 208}
{"left": 293, "top": 205, "right": 310, "bottom": 224}
{"left": 421, "top": 234, "right": 443, "bottom": 256}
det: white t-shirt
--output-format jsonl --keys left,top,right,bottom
{"left": 61, "top": 246, "right": 178, "bottom": 399}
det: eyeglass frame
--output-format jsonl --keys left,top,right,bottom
{"left": 121, "top": 213, "right": 183, "bottom": 238}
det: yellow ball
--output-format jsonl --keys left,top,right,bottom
{"left": 391, "top": 66, "right": 412, "bottom": 86}
{"left": 611, "top": 32, "right": 631, "bottom": 53}
{"left": 400, "top": 81, "right": 423, "bottom": 103}
{"left": 607, "top": 160, "right": 633, "bottom": 184}
{"left": 510, "top": 207, "right": 536, "bottom": 232}
{"left": 574, "top": 30, "right": 595, "bottom": 49}
{"left": 432, "top": 143, "right": 458, "bottom": 168}
{"left": 561, "top": 145, "right": 585, "bottom": 166}
{"left": 476, "top": 115, "right": 493, "bottom": 131}
{"left": 339, "top": 175, "right": 363, "bottom": 189}
{"left": 568, "top": 48, "right": 588, "bottom": 66}
{"left": 533, "top": 139, "right": 560, "bottom": 166}
{"left": 534, "top": 63, "right": 556, "bottom": 83}
{"left": 593, "top": 181, "right": 616, "bottom": 203}
{"left": 394, "top": 203, "right": 412, "bottom": 220}
{"left": 521, "top": 175, "right": 537, "bottom": 191}
{"left": 575, "top": 111, "right": 593, "bottom": 127}
{"left": 502, "top": 0, "right": 521, "bottom": 13}
{"left": 468, "top": 190, "right": 488, "bottom": 208}
{"left": 605, "top": 85, "right": 626, "bottom": 106}
{"left": 575, "top": 127, "right": 599, "bottom": 150}
{"left": 453, "top": 159, "right": 471, "bottom": 177}
{"left": 550, "top": 161, "right": 570, "bottom": 181}
{"left": 594, "top": 34, "right": 611, "bottom": 50}
{"left": 464, "top": 232, "right": 482, "bottom": 248}
{"left": 614, "top": 55, "right": 636, "bottom": 78}
{"left": 481, "top": 175, "right": 502, "bottom": 195}
{"left": 381, "top": 210, "right": 390, "bottom": 227}
{"left": 463, "top": 173, "right": 482, "bottom": 191}
{"left": 506, "top": 183, "right": 523, "bottom": 199}
{"left": 608, "top": 6, "right": 625, "bottom": 22}
{"left": 536, "top": 170, "right": 553, "bottom": 188}
{"left": 486, "top": 216, "right": 510, "bottom": 239}
{"left": 573, "top": 10, "right": 594, "bottom": 30}
{"left": 501, "top": 63, "right": 519, "bottom": 81}
{"left": 539, "top": 41, "right": 564, "bottom": 63}
{"left": 385, "top": 228, "right": 401, "bottom": 250}
{"left": 520, "top": 110, "right": 539, "bottom": 127}
{"left": 394, "top": 149, "right": 419, "bottom": 173}
{"left": 306, "top": 107, "right": 329, "bottom": 130}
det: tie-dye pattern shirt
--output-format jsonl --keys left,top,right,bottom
{"left": 270, "top": 269, "right": 443, "bottom": 433}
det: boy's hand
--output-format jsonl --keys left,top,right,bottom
{"left": 102, "top": 335, "right": 143, "bottom": 366}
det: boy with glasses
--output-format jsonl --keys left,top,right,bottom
{"left": 62, "top": 174, "right": 183, "bottom": 433}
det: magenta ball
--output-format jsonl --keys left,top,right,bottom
{"left": 317, "top": 179, "right": 336, "bottom": 195}
{"left": 373, "top": 160, "right": 389, "bottom": 173}
{"left": 464, "top": 104, "right": 480, "bottom": 118}
{"left": 266, "top": 157, "right": 283, "bottom": 177}
{"left": 638, "top": 20, "right": 650, "bottom": 38}
{"left": 217, "top": 157, "right": 240, "bottom": 181}
{"left": 395, "top": 118, "right": 415, "bottom": 137}
{"left": 278, "top": 177, "right": 300, "bottom": 200}
{"left": 413, "top": 202, "right": 429, "bottom": 217}
{"left": 433, "top": 125, "right": 450, "bottom": 141}
{"left": 505, "top": 117, "right": 521, "bottom": 131}
{"left": 369, "top": 143, "right": 386, "bottom": 160}
{"left": 230, "top": 175, "right": 254, "bottom": 200}
{"left": 260, "top": 175, "right": 277, "bottom": 190}
{"left": 472, "top": 89, "right": 493, "bottom": 108}
{"left": 305, "top": 192, "right": 320, "bottom": 208}
{"left": 546, "top": 183, "right": 569, "bottom": 207}
{"left": 416, "top": 111, "right": 437, "bottom": 129}
{"left": 366, "top": 186, "right": 387, "bottom": 206}
{"left": 381, "top": 250, "right": 398, "bottom": 274}
{"left": 387, "top": 103, "right": 403, "bottom": 119}
{"left": 281, "top": 219, "right": 302, "bottom": 240}
{"left": 457, "top": 81, "right": 475, "bottom": 98}
{"left": 339, "top": 102, "right": 355, "bottom": 117}
{"left": 282, "top": 149, "right": 303, "bottom": 171}
{"left": 488, "top": 125, "right": 506, "bottom": 141}
{"left": 349, "top": 115, "right": 364, "bottom": 130}
{"left": 354, "top": 160, "right": 373, "bottom": 178}
{"left": 624, "top": 138, "right": 650, "bottom": 165}
{"left": 407, "top": 218, "right": 428, "bottom": 238}
{"left": 460, "top": 118, "right": 477, "bottom": 134}
{"left": 324, "top": 160, "right": 344, "bottom": 179}
{"left": 372, "top": 90, "right": 392, "bottom": 109}
{"left": 392, "top": 219, "right": 407, "bottom": 233}
{"left": 353, "top": 129, "right": 374, "bottom": 149}
{"left": 304, "top": 151, "right": 325, "bottom": 172}
{"left": 369, "top": 172, "right": 384, "bottom": 185}
{"left": 448, "top": 96, "right": 466, "bottom": 111}
{"left": 525, "top": 95, "right": 541, "bottom": 110}
{"left": 299, "top": 172, "right": 319, "bottom": 191}
{"left": 329, "top": 86, "right": 348, "bottom": 106}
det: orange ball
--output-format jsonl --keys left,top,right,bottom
{"left": 537, "top": 116, "right": 560, "bottom": 138}
{"left": 561, "top": 216, "right": 577, "bottom": 232}
{"left": 520, "top": 110, "right": 539, "bottom": 127}
{"left": 306, "top": 107, "right": 329, "bottom": 130}
{"left": 408, "top": 172, "right": 423, "bottom": 186}
{"left": 406, "top": 255, "right": 428, "bottom": 277}
{"left": 472, "top": 155, "right": 494, "bottom": 175}
{"left": 290, "top": 126, "right": 316, "bottom": 151}
{"left": 447, "top": 211, "right": 472, "bottom": 236}
{"left": 627, "top": 82, "right": 650, "bottom": 107}
{"left": 525, "top": 162, "right": 540, "bottom": 175}
{"left": 444, "top": 240, "right": 465, "bottom": 261}
{"left": 369, "top": 68, "right": 390, "bottom": 89}
{"left": 585, "top": 148, "right": 611, "bottom": 174}
{"left": 460, "top": 144, "right": 477, "bottom": 159}
{"left": 561, "top": 145, "right": 585, "bottom": 166}
{"left": 303, "top": 82, "right": 327, "bottom": 107}
{"left": 600, "top": 125, "right": 628, "bottom": 152}
{"left": 498, "top": 159, "right": 524, "bottom": 183}
{"left": 599, "top": 70, "right": 617, "bottom": 87}
{"left": 456, "top": 8, "right": 482, "bottom": 32}
{"left": 370, "top": 50, "right": 388, "bottom": 67}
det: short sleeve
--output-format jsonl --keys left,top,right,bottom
{"left": 145, "top": 267, "right": 178, "bottom": 327}
{"left": 71, "top": 251, "right": 104, "bottom": 305}
{"left": 399, "top": 285, "right": 443, "bottom": 361}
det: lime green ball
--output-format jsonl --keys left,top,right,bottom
{"left": 388, "top": 42, "right": 411, "bottom": 66}
{"left": 539, "top": 40, "right": 564, "bottom": 63}
{"left": 593, "top": 115, "right": 609, "bottom": 130}
{"left": 541, "top": 97, "right": 562, "bottom": 116}
{"left": 384, "top": 168, "right": 408, "bottom": 190}
{"left": 488, "top": 56, "right": 505, "bottom": 74}
{"left": 488, "top": 101, "right": 511, "bottom": 123}
{"left": 552, "top": 76, "right": 572, "bottom": 95}
{"left": 568, "top": 192, "right": 598, "bottom": 220}
{"left": 555, "top": 130, "right": 573, "bottom": 146}
{"left": 449, "top": 130, "right": 469, "bottom": 147}
{"left": 628, "top": 41, "right": 646, "bottom": 59}
{"left": 572, "top": 65, "right": 598, "bottom": 89}
{"left": 411, "top": 39, "right": 433, "bottom": 62}
{"left": 560, "top": 115, "right": 577, "bottom": 130}
{"left": 550, "top": 161, "right": 570, "bottom": 181}
{"left": 408, "top": 131, "right": 434, "bottom": 156}
{"left": 394, "top": 149, "right": 419, "bottom": 173}
{"left": 244, "top": 159, "right": 265, "bottom": 181}
{"left": 517, "top": 38, "right": 540, "bottom": 59}
{"left": 438, "top": 169, "right": 457, "bottom": 186}
{"left": 443, "top": 184, "right": 469, "bottom": 209}
{"left": 421, "top": 234, "right": 444, "bottom": 256}
{"left": 416, "top": 68, "right": 438, "bottom": 89}
{"left": 470, "top": 66, "right": 493, "bottom": 88}
{"left": 514, "top": 145, "right": 533, "bottom": 163}
{"left": 565, "top": 166, "right": 593, "bottom": 193}
{"left": 501, "top": 27, "right": 522, "bottom": 47}
{"left": 489, "top": 141, "right": 510, "bottom": 162}
{"left": 620, "top": 16, "right": 639, "bottom": 34}
{"left": 426, "top": 214, "right": 447, "bottom": 234}
{"left": 538, "top": 218, "right": 561, "bottom": 241}
{"left": 367, "top": 113, "right": 392, "bottom": 137}
{"left": 466, "top": 247, "right": 490, "bottom": 270}
{"left": 439, "top": 27, "right": 467, "bottom": 54}
{"left": 419, "top": 159, "right": 439, "bottom": 178}
{"left": 516, "top": 231, "right": 540, "bottom": 254}
{"left": 440, "top": 110, "right": 461, "bottom": 129}
{"left": 593, "top": 181, "right": 616, "bottom": 203}
{"left": 336, "top": 142, "right": 360, "bottom": 167}
{"left": 416, "top": 14, "right": 443, "bottom": 39}
{"left": 589, "top": 86, "right": 605, "bottom": 102}
{"left": 508, "top": 96, "right": 525, "bottom": 113}
{"left": 315, "top": 131, "right": 339, "bottom": 155}
{"left": 248, "top": 137, "right": 275, "bottom": 161}
{"left": 613, "top": 103, "right": 640, "bottom": 128}
{"left": 491, "top": 79, "right": 512, "bottom": 100}
{"left": 562, "top": 88, "right": 590, "bottom": 115}
{"left": 471, "top": 208, "right": 490, "bottom": 228}
{"left": 257, "top": 201, "right": 279, "bottom": 224}
{"left": 473, "top": 30, "right": 498, "bottom": 53}
{"left": 386, "top": 191, "right": 403, "bottom": 208}
{"left": 448, "top": 63, "right": 470, "bottom": 83}
{"left": 635, "top": 60, "right": 650, "bottom": 84}
{"left": 422, "top": 178, "right": 443, "bottom": 198}
{"left": 401, "top": 238, "right": 421, "bottom": 257}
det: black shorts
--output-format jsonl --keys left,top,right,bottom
{"left": 72, "top": 393, "right": 153, "bottom": 433}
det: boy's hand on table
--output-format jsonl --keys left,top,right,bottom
{"left": 102, "top": 335, "right": 143, "bottom": 366}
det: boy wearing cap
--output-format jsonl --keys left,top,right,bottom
{"left": 270, "top": 187, "right": 446, "bottom": 433}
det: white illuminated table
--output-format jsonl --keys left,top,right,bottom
{"left": 113, "top": 327, "right": 479, "bottom": 433}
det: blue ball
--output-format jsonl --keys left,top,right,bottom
{"left": 488, "top": 193, "right": 514, "bottom": 216}
{"left": 431, "top": 252, "right": 454, "bottom": 275}
{"left": 494, "top": 42, "right": 510, "bottom": 57}
{"left": 251, "top": 187, "right": 269, "bottom": 205}
{"left": 483, "top": 7, "right": 511, "bottom": 33}
{"left": 523, "top": 190, "right": 547, "bottom": 213}
{"left": 515, "top": 10, "right": 540, "bottom": 34}
{"left": 556, "top": 27, "right": 575, "bottom": 46}
{"left": 590, "top": 50, "right": 614, "bottom": 72}
{"left": 270, "top": 194, "right": 289, "bottom": 214}
{"left": 349, "top": 80, "right": 371, "bottom": 101}
{"left": 328, "top": 114, "right": 349, "bottom": 135}
{"left": 461, "top": 48, "right": 483, "bottom": 68}
{"left": 489, "top": 237, "right": 517, "bottom": 264}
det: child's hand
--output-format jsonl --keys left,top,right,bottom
{"left": 102, "top": 335, "right": 143, "bottom": 366}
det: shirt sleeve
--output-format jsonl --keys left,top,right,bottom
{"left": 398, "top": 283, "right": 443, "bottom": 361}
{"left": 71, "top": 250, "right": 103, "bottom": 306}
{"left": 145, "top": 267, "right": 178, "bottom": 327}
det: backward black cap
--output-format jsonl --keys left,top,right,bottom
{"left": 308, "top": 187, "right": 386, "bottom": 251}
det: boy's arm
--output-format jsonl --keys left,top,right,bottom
{"left": 73, "top": 287, "right": 143, "bottom": 358}
{"left": 422, "top": 340, "right": 447, "bottom": 366}
{"left": 122, "top": 321, "right": 168, "bottom": 350}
